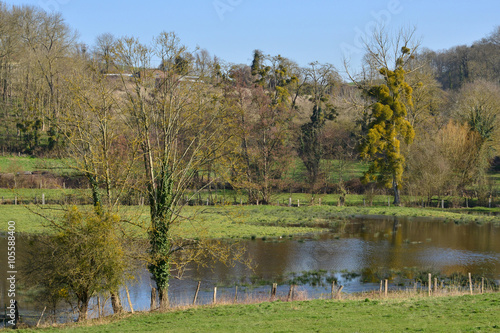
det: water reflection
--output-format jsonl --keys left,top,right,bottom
{"left": 1, "top": 216, "right": 500, "bottom": 320}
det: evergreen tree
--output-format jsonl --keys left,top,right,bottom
{"left": 358, "top": 46, "right": 415, "bottom": 205}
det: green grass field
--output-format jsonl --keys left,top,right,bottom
{"left": 0, "top": 156, "right": 71, "bottom": 174}
{"left": 1, "top": 204, "right": 499, "bottom": 239}
{"left": 16, "top": 293, "right": 500, "bottom": 332}
{"left": 0, "top": 205, "right": 327, "bottom": 239}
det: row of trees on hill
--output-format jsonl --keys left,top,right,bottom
{"left": 1, "top": 2, "right": 499, "bottom": 319}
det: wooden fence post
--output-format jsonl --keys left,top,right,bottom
{"left": 336, "top": 285, "right": 344, "bottom": 300}
{"left": 469, "top": 273, "right": 473, "bottom": 295}
{"left": 271, "top": 283, "right": 277, "bottom": 301}
{"left": 193, "top": 281, "right": 201, "bottom": 305}
{"left": 151, "top": 287, "right": 157, "bottom": 310}
{"left": 287, "top": 285, "right": 294, "bottom": 302}
{"left": 213, "top": 286, "right": 217, "bottom": 304}
{"left": 234, "top": 286, "right": 238, "bottom": 303}
{"left": 125, "top": 285, "right": 134, "bottom": 313}
{"left": 384, "top": 279, "right": 388, "bottom": 297}
{"left": 428, "top": 273, "right": 432, "bottom": 296}
{"left": 36, "top": 306, "right": 46, "bottom": 327}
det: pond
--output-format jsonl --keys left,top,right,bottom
{"left": 1, "top": 215, "right": 499, "bottom": 324}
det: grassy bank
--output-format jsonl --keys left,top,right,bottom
{"left": 15, "top": 293, "right": 500, "bottom": 332}
{"left": 0, "top": 205, "right": 327, "bottom": 239}
{"left": 1, "top": 204, "right": 499, "bottom": 238}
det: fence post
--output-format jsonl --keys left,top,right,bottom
{"left": 193, "top": 281, "right": 201, "bottom": 305}
{"left": 151, "top": 287, "right": 157, "bottom": 310}
{"left": 428, "top": 273, "right": 432, "bottom": 296}
{"left": 288, "top": 197, "right": 292, "bottom": 207}
{"left": 36, "top": 306, "right": 46, "bottom": 327}
{"left": 336, "top": 285, "right": 344, "bottom": 300}
{"left": 271, "top": 283, "right": 277, "bottom": 301}
{"left": 287, "top": 285, "right": 294, "bottom": 301}
{"left": 384, "top": 279, "right": 388, "bottom": 297}
{"left": 213, "top": 287, "right": 217, "bottom": 304}
{"left": 42, "top": 193, "right": 45, "bottom": 205}
{"left": 125, "top": 285, "right": 134, "bottom": 313}
{"left": 469, "top": 273, "right": 473, "bottom": 295}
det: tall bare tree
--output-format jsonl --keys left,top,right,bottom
{"left": 114, "top": 32, "right": 244, "bottom": 308}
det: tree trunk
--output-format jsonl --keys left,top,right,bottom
{"left": 392, "top": 177, "right": 401, "bottom": 206}
{"left": 110, "top": 291, "right": 123, "bottom": 314}
{"left": 158, "top": 287, "right": 169, "bottom": 309}
{"left": 77, "top": 291, "right": 89, "bottom": 322}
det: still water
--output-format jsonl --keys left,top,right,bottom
{"left": 1, "top": 216, "right": 499, "bottom": 319}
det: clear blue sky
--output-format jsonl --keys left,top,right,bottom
{"left": 4, "top": 0, "right": 500, "bottom": 74}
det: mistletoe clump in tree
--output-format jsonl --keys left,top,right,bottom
{"left": 358, "top": 45, "right": 416, "bottom": 205}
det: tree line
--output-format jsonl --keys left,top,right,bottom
{"left": 1, "top": 5, "right": 499, "bottom": 205}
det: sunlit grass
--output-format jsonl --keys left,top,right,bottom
{"left": 17, "top": 292, "right": 500, "bottom": 332}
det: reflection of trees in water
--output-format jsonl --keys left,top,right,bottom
{"left": 2, "top": 218, "right": 499, "bottom": 319}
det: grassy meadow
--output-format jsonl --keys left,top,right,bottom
{"left": 14, "top": 293, "right": 500, "bottom": 332}
{"left": 0, "top": 156, "right": 71, "bottom": 175}
{"left": 1, "top": 204, "right": 499, "bottom": 240}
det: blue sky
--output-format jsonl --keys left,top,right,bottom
{"left": 4, "top": 0, "right": 500, "bottom": 74}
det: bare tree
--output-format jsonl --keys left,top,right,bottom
{"left": 114, "top": 32, "right": 246, "bottom": 308}
{"left": 94, "top": 32, "right": 116, "bottom": 73}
